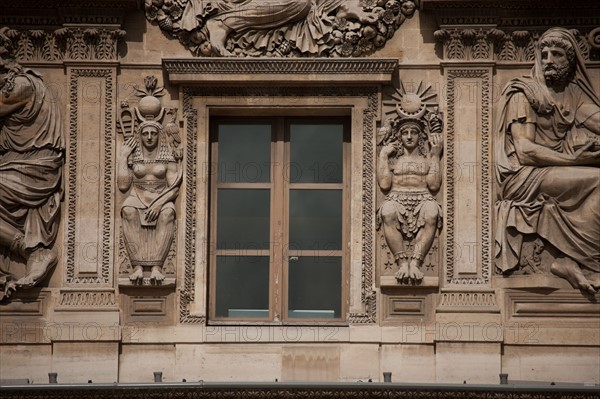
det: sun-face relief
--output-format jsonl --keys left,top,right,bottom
{"left": 376, "top": 82, "right": 444, "bottom": 285}
{"left": 144, "top": 0, "right": 416, "bottom": 57}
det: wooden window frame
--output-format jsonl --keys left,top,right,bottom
{"left": 209, "top": 115, "right": 350, "bottom": 325}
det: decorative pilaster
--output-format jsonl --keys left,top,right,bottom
{"left": 58, "top": 25, "right": 123, "bottom": 310}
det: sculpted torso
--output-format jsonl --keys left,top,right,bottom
{"left": 388, "top": 155, "right": 431, "bottom": 192}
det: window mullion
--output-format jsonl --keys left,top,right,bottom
{"left": 271, "top": 117, "right": 286, "bottom": 322}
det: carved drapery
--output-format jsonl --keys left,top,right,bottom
{"left": 116, "top": 77, "right": 183, "bottom": 287}
{"left": 145, "top": 0, "right": 416, "bottom": 57}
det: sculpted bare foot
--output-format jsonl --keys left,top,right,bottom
{"left": 15, "top": 248, "right": 57, "bottom": 288}
{"left": 205, "top": 19, "right": 232, "bottom": 56}
{"left": 408, "top": 258, "right": 424, "bottom": 282}
{"left": 150, "top": 266, "right": 165, "bottom": 282}
{"left": 588, "top": 273, "right": 600, "bottom": 292}
{"left": 129, "top": 266, "right": 144, "bottom": 283}
{"left": 395, "top": 260, "right": 410, "bottom": 283}
{"left": 551, "top": 257, "right": 597, "bottom": 294}
{"left": 1, "top": 280, "right": 17, "bottom": 300}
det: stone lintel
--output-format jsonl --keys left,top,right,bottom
{"left": 163, "top": 58, "right": 398, "bottom": 85}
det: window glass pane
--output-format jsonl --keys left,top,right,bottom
{"left": 289, "top": 123, "right": 343, "bottom": 183}
{"left": 218, "top": 124, "right": 271, "bottom": 183}
{"left": 289, "top": 190, "right": 342, "bottom": 250}
{"left": 216, "top": 256, "right": 270, "bottom": 318}
{"left": 217, "top": 189, "right": 270, "bottom": 250}
{"left": 288, "top": 256, "right": 341, "bottom": 319}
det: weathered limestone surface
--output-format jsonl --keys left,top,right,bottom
{"left": 0, "top": 0, "right": 599, "bottom": 389}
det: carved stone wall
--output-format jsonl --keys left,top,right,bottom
{"left": 0, "top": 0, "right": 599, "bottom": 390}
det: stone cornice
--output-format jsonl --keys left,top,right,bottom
{"left": 163, "top": 58, "right": 398, "bottom": 85}
{"left": 1, "top": 382, "right": 599, "bottom": 399}
{"left": 421, "top": 0, "right": 600, "bottom": 29}
{"left": 0, "top": 0, "right": 139, "bottom": 27}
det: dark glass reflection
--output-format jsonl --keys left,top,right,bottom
{"left": 216, "top": 256, "right": 269, "bottom": 318}
{"left": 289, "top": 190, "right": 342, "bottom": 250}
{"left": 289, "top": 123, "right": 343, "bottom": 184}
{"left": 218, "top": 124, "right": 271, "bottom": 183}
{"left": 217, "top": 189, "right": 270, "bottom": 250}
{"left": 288, "top": 256, "right": 341, "bottom": 318}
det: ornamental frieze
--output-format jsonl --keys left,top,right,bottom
{"left": 0, "top": 27, "right": 125, "bottom": 63}
{"left": 434, "top": 26, "right": 600, "bottom": 62}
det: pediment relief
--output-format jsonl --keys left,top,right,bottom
{"left": 144, "top": 0, "right": 416, "bottom": 57}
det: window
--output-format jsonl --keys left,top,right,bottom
{"left": 209, "top": 116, "right": 349, "bottom": 322}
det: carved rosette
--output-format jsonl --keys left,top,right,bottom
{"left": 144, "top": 0, "right": 416, "bottom": 57}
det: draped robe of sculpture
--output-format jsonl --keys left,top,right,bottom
{"left": 180, "top": 0, "right": 345, "bottom": 54}
{"left": 494, "top": 28, "right": 600, "bottom": 274}
{"left": 0, "top": 69, "right": 64, "bottom": 274}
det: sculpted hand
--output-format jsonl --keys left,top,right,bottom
{"left": 121, "top": 137, "right": 138, "bottom": 159}
{"left": 145, "top": 204, "right": 162, "bottom": 223}
{"left": 380, "top": 143, "right": 397, "bottom": 159}
{"left": 429, "top": 133, "right": 443, "bottom": 157}
{"left": 573, "top": 139, "right": 600, "bottom": 165}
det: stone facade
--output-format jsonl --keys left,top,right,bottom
{"left": 0, "top": 0, "right": 599, "bottom": 389}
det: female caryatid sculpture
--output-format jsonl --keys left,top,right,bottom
{"left": 117, "top": 79, "right": 183, "bottom": 284}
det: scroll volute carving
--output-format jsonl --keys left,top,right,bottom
{"left": 376, "top": 82, "right": 444, "bottom": 285}
{"left": 117, "top": 76, "right": 183, "bottom": 287}
{"left": 144, "top": 0, "right": 416, "bottom": 57}
{"left": 0, "top": 27, "right": 65, "bottom": 300}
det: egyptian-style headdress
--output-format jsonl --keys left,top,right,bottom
{"left": 130, "top": 120, "right": 174, "bottom": 164}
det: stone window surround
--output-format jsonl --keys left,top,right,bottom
{"left": 165, "top": 58, "right": 398, "bottom": 325}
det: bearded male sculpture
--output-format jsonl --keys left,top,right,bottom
{"left": 495, "top": 28, "right": 600, "bottom": 294}
{"left": 0, "top": 28, "right": 64, "bottom": 299}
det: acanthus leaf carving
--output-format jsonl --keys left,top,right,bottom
{"left": 0, "top": 26, "right": 125, "bottom": 63}
{"left": 436, "top": 26, "right": 600, "bottom": 62}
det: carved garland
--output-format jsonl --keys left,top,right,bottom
{"left": 445, "top": 69, "right": 491, "bottom": 286}
{"left": 180, "top": 86, "right": 378, "bottom": 324}
{"left": 66, "top": 68, "right": 114, "bottom": 286}
{"left": 146, "top": 0, "right": 416, "bottom": 58}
